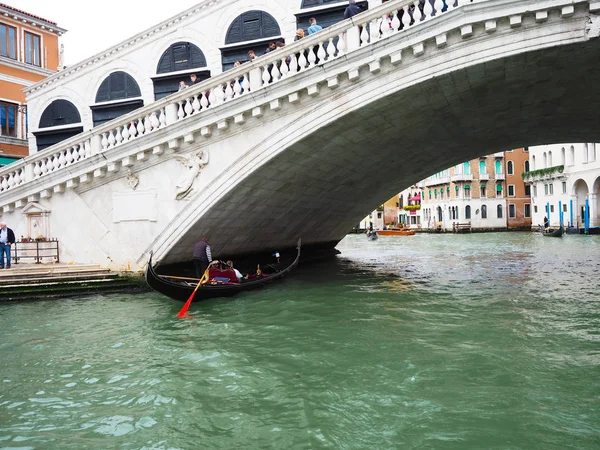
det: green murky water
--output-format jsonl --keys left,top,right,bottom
{"left": 1, "top": 233, "right": 599, "bottom": 449}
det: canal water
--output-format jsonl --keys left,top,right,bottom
{"left": 0, "top": 233, "right": 599, "bottom": 449}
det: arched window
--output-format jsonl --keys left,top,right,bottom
{"left": 437, "top": 206, "right": 443, "bottom": 222}
{"left": 465, "top": 205, "right": 471, "bottom": 219}
{"left": 570, "top": 146, "right": 575, "bottom": 165}
{"left": 507, "top": 161, "right": 514, "bottom": 175}
{"left": 548, "top": 151, "right": 553, "bottom": 166}
{"left": 497, "top": 204, "right": 503, "bottom": 218}
{"left": 92, "top": 71, "right": 143, "bottom": 127}
{"left": 524, "top": 160, "right": 530, "bottom": 172}
{"left": 34, "top": 99, "right": 83, "bottom": 151}
{"left": 225, "top": 11, "right": 281, "bottom": 45}
{"left": 479, "top": 160, "right": 486, "bottom": 175}
{"left": 582, "top": 144, "right": 589, "bottom": 163}
{"left": 399, "top": 194, "right": 404, "bottom": 208}
{"left": 154, "top": 42, "right": 210, "bottom": 100}
{"left": 543, "top": 152, "right": 547, "bottom": 168}
{"left": 463, "top": 162, "right": 470, "bottom": 175}
{"left": 95, "top": 71, "right": 141, "bottom": 103}
{"left": 495, "top": 160, "right": 502, "bottom": 174}
{"left": 561, "top": 147, "right": 566, "bottom": 165}
{"left": 222, "top": 11, "right": 282, "bottom": 70}
{"left": 481, "top": 204, "right": 487, "bottom": 219}
{"left": 39, "top": 100, "right": 81, "bottom": 128}
{"left": 532, "top": 155, "right": 536, "bottom": 171}
{"left": 157, "top": 42, "right": 207, "bottom": 74}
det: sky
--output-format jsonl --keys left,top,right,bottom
{"left": 15, "top": 0, "right": 202, "bottom": 65}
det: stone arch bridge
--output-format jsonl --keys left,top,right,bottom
{"left": 1, "top": 0, "right": 599, "bottom": 269}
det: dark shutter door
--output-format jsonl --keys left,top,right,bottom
{"left": 225, "top": 11, "right": 281, "bottom": 44}
{"left": 91, "top": 99, "right": 144, "bottom": 127}
{"left": 296, "top": 1, "right": 368, "bottom": 31}
{"left": 301, "top": 0, "right": 321, "bottom": 7}
{"left": 111, "top": 72, "right": 127, "bottom": 100}
{"left": 157, "top": 42, "right": 208, "bottom": 74}
{"left": 34, "top": 126, "right": 84, "bottom": 151}
{"left": 152, "top": 70, "right": 210, "bottom": 100}
{"left": 39, "top": 100, "right": 81, "bottom": 128}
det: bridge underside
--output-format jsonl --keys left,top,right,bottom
{"left": 162, "top": 38, "right": 600, "bottom": 264}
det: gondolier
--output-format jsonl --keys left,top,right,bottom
{"left": 192, "top": 237, "right": 212, "bottom": 278}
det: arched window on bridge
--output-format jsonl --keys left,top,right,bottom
{"left": 465, "top": 205, "right": 471, "bottom": 219}
{"left": 507, "top": 161, "right": 514, "bottom": 175}
{"left": 34, "top": 100, "right": 83, "bottom": 151}
{"left": 481, "top": 204, "right": 487, "bottom": 219}
{"left": 153, "top": 42, "right": 210, "bottom": 100}
{"left": 221, "top": 11, "right": 282, "bottom": 71}
{"left": 497, "top": 204, "right": 503, "bottom": 218}
{"left": 91, "top": 71, "right": 143, "bottom": 127}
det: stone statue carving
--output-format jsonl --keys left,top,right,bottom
{"left": 174, "top": 150, "right": 209, "bottom": 200}
{"left": 126, "top": 170, "right": 139, "bottom": 190}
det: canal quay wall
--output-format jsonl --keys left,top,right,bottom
{"left": 0, "top": 264, "right": 149, "bottom": 301}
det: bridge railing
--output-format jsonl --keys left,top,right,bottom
{"left": 0, "top": 0, "right": 473, "bottom": 197}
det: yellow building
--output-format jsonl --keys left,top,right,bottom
{"left": 0, "top": 3, "right": 65, "bottom": 163}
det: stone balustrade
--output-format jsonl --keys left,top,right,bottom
{"left": 0, "top": 0, "right": 477, "bottom": 204}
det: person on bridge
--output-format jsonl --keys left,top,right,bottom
{"left": 344, "top": 0, "right": 363, "bottom": 19}
{"left": 193, "top": 237, "right": 212, "bottom": 278}
{"left": 0, "top": 222, "right": 15, "bottom": 269}
{"left": 307, "top": 18, "right": 323, "bottom": 35}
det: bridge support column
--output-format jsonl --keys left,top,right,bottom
{"left": 588, "top": 194, "right": 598, "bottom": 228}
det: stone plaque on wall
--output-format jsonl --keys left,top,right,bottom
{"left": 112, "top": 190, "right": 157, "bottom": 223}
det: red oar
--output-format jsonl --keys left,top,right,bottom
{"left": 176, "top": 280, "right": 202, "bottom": 318}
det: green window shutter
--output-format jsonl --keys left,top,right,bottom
{"left": 496, "top": 184, "right": 503, "bottom": 191}
{"left": 455, "top": 185, "right": 459, "bottom": 190}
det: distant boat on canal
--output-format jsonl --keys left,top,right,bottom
{"left": 376, "top": 227, "right": 416, "bottom": 236}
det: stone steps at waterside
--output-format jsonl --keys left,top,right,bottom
{"left": 0, "top": 265, "right": 149, "bottom": 301}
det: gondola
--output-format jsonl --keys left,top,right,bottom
{"left": 145, "top": 239, "right": 301, "bottom": 301}
{"left": 543, "top": 227, "right": 564, "bottom": 237}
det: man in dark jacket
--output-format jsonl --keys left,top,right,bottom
{"left": 0, "top": 222, "right": 16, "bottom": 269}
{"left": 344, "top": 0, "right": 363, "bottom": 19}
{"left": 192, "top": 237, "right": 212, "bottom": 278}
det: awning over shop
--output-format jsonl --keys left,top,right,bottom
{"left": 464, "top": 185, "right": 470, "bottom": 189}
{"left": 0, "top": 156, "right": 20, "bottom": 166}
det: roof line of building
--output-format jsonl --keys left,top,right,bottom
{"left": 0, "top": 2, "right": 64, "bottom": 29}
{"left": 23, "top": 0, "right": 220, "bottom": 96}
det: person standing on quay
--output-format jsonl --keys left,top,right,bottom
{"left": 0, "top": 222, "right": 16, "bottom": 269}
{"left": 193, "top": 237, "right": 212, "bottom": 278}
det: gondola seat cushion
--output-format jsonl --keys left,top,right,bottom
{"left": 208, "top": 268, "right": 239, "bottom": 283}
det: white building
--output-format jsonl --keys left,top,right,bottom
{"left": 527, "top": 143, "right": 600, "bottom": 231}
{"left": 24, "top": 0, "right": 377, "bottom": 153}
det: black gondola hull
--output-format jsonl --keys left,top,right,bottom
{"left": 145, "top": 239, "right": 301, "bottom": 302}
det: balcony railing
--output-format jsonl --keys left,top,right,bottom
{"left": 424, "top": 176, "right": 450, "bottom": 187}
{"left": 451, "top": 174, "right": 473, "bottom": 182}
{"left": 495, "top": 172, "right": 505, "bottom": 180}
{"left": 479, "top": 173, "right": 490, "bottom": 181}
